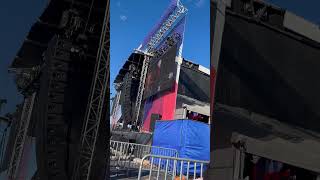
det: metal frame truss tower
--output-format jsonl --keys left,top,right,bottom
{"left": 72, "top": 0, "right": 109, "bottom": 179}
{"left": 133, "top": 0, "right": 188, "bottom": 127}
{"left": 144, "top": 0, "right": 188, "bottom": 53}
{"left": 133, "top": 54, "right": 151, "bottom": 127}
{"left": 7, "top": 92, "right": 36, "bottom": 179}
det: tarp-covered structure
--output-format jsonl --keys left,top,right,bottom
{"left": 151, "top": 120, "right": 210, "bottom": 174}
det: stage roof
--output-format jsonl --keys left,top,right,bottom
{"left": 10, "top": 0, "right": 105, "bottom": 69}
{"left": 113, "top": 52, "right": 146, "bottom": 84}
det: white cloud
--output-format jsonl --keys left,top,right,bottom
{"left": 120, "top": 15, "right": 127, "bottom": 21}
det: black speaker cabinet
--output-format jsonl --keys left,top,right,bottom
{"left": 35, "top": 37, "right": 95, "bottom": 180}
{"left": 150, "top": 114, "right": 162, "bottom": 132}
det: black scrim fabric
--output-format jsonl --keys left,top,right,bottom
{"left": 215, "top": 14, "right": 320, "bottom": 132}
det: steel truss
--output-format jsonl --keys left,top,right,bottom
{"left": 152, "top": 32, "right": 182, "bottom": 59}
{"left": 110, "top": 90, "right": 121, "bottom": 130}
{"left": 133, "top": 55, "right": 150, "bottom": 127}
{"left": 145, "top": 0, "right": 187, "bottom": 53}
{"left": 132, "top": 1, "right": 187, "bottom": 128}
{"left": 7, "top": 92, "right": 36, "bottom": 179}
{"left": 72, "top": 0, "right": 109, "bottom": 179}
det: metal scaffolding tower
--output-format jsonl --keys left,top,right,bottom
{"left": 72, "top": 0, "right": 109, "bottom": 179}
{"left": 133, "top": 54, "right": 151, "bottom": 127}
{"left": 7, "top": 92, "right": 36, "bottom": 179}
{"left": 145, "top": 0, "right": 187, "bottom": 53}
{"left": 132, "top": 0, "right": 187, "bottom": 128}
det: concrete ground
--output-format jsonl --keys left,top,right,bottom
{"left": 110, "top": 165, "right": 173, "bottom": 180}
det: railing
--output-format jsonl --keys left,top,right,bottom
{"left": 110, "top": 140, "right": 179, "bottom": 170}
{"left": 138, "top": 154, "right": 209, "bottom": 180}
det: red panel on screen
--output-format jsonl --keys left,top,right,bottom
{"left": 141, "top": 83, "right": 178, "bottom": 132}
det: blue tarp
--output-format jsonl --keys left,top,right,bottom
{"left": 151, "top": 119, "right": 210, "bottom": 175}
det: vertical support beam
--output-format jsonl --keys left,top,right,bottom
{"left": 134, "top": 55, "right": 150, "bottom": 128}
{"left": 205, "top": 0, "right": 228, "bottom": 179}
{"left": 210, "top": 0, "right": 226, "bottom": 112}
{"left": 232, "top": 146, "right": 245, "bottom": 180}
{"left": 111, "top": 90, "right": 121, "bottom": 130}
{"left": 233, "top": 147, "right": 241, "bottom": 179}
{"left": 182, "top": 104, "right": 188, "bottom": 119}
{"left": 72, "top": 0, "right": 109, "bottom": 179}
{"left": 174, "top": 54, "right": 183, "bottom": 110}
{"left": 7, "top": 92, "right": 36, "bottom": 180}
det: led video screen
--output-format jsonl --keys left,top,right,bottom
{"left": 178, "top": 66, "right": 210, "bottom": 103}
{"left": 214, "top": 13, "right": 320, "bottom": 133}
{"left": 143, "top": 45, "right": 178, "bottom": 99}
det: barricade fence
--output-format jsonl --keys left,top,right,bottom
{"left": 110, "top": 140, "right": 179, "bottom": 170}
{"left": 138, "top": 154, "right": 209, "bottom": 180}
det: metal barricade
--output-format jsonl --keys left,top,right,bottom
{"left": 110, "top": 140, "right": 179, "bottom": 170}
{"left": 138, "top": 154, "right": 209, "bottom": 180}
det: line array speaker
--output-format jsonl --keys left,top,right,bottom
{"left": 35, "top": 36, "right": 95, "bottom": 180}
{"left": 121, "top": 71, "right": 134, "bottom": 128}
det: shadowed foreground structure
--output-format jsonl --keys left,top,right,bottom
{"left": 207, "top": 0, "right": 320, "bottom": 179}
{"left": 1, "top": 0, "right": 109, "bottom": 179}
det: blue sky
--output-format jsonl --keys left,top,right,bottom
{"left": 0, "top": 0, "right": 47, "bottom": 115}
{"left": 110, "top": 0, "right": 210, "bottom": 96}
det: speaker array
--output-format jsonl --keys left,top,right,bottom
{"left": 35, "top": 37, "right": 92, "bottom": 180}
{"left": 121, "top": 72, "right": 134, "bottom": 128}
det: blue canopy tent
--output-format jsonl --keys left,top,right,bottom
{"left": 151, "top": 119, "right": 210, "bottom": 175}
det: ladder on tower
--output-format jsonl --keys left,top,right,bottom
{"left": 7, "top": 92, "right": 36, "bottom": 179}
{"left": 72, "top": 0, "right": 109, "bottom": 179}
